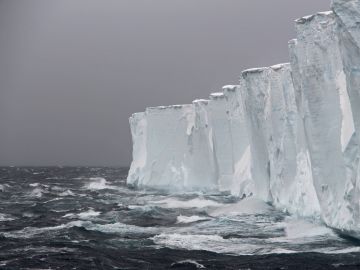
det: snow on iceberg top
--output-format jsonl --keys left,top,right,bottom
{"left": 241, "top": 64, "right": 290, "bottom": 77}
{"left": 210, "top": 92, "right": 225, "bottom": 100}
{"left": 270, "top": 63, "right": 290, "bottom": 71}
{"left": 222, "top": 85, "right": 238, "bottom": 92}
{"left": 241, "top": 67, "right": 267, "bottom": 75}
{"left": 295, "top": 11, "right": 333, "bottom": 24}
{"left": 145, "top": 104, "right": 193, "bottom": 114}
{"left": 192, "top": 99, "right": 210, "bottom": 105}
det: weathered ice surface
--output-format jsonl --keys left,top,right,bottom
{"left": 332, "top": 0, "right": 360, "bottom": 236}
{"left": 267, "top": 64, "right": 319, "bottom": 216}
{"left": 204, "top": 86, "right": 251, "bottom": 193}
{"left": 290, "top": 11, "right": 357, "bottom": 231}
{"left": 206, "top": 92, "right": 234, "bottom": 191}
{"left": 128, "top": 104, "right": 218, "bottom": 191}
{"left": 128, "top": 0, "right": 360, "bottom": 238}
{"left": 240, "top": 67, "right": 272, "bottom": 202}
{"left": 128, "top": 87, "right": 250, "bottom": 193}
{"left": 240, "top": 64, "right": 319, "bottom": 215}
{"left": 222, "top": 85, "right": 252, "bottom": 197}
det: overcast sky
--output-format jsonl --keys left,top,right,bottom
{"left": 0, "top": 0, "right": 330, "bottom": 166}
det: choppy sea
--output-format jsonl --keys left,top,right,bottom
{"left": 0, "top": 167, "right": 360, "bottom": 269}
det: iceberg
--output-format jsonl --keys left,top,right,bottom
{"left": 127, "top": 104, "right": 218, "bottom": 191}
{"left": 127, "top": 0, "right": 360, "bottom": 237}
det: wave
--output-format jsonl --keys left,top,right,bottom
{"left": 152, "top": 233, "right": 281, "bottom": 255}
{"left": 63, "top": 209, "right": 101, "bottom": 220}
{"left": 176, "top": 215, "right": 210, "bottom": 224}
{"left": 58, "top": 189, "right": 75, "bottom": 196}
{"left": 207, "top": 197, "right": 273, "bottom": 217}
{"left": 0, "top": 221, "right": 84, "bottom": 239}
{"left": 28, "top": 187, "right": 44, "bottom": 198}
{"left": 150, "top": 197, "right": 222, "bottom": 209}
{"left": 84, "top": 177, "right": 117, "bottom": 190}
{"left": 171, "top": 260, "right": 205, "bottom": 269}
{"left": 0, "top": 213, "right": 15, "bottom": 222}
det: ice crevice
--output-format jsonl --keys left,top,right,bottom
{"left": 127, "top": 0, "right": 360, "bottom": 238}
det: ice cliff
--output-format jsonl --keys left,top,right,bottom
{"left": 128, "top": 0, "right": 360, "bottom": 238}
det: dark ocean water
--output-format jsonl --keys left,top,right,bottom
{"left": 1, "top": 167, "right": 360, "bottom": 269}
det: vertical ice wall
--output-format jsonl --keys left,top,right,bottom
{"left": 127, "top": 0, "right": 360, "bottom": 237}
{"left": 239, "top": 64, "right": 319, "bottom": 215}
{"left": 240, "top": 67, "right": 272, "bottom": 202}
{"left": 127, "top": 86, "right": 251, "bottom": 193}
{"left": 267, "top": 64, "right": 319, "bottom": 216}
{"left": 206, "top": 92, "right": 234, "bottom": 191}
{"left": 204, "top": 87, "right": 251, "bottom": 192}
{"left": 189, "top": 99, "right": 219, "bottom": 190}
{"left": 128, "top": 105, "right": 192, "bottom": 189}
{"left": 333, "top": 1, "right": 360, "bottom": 147}
{"left": 222, "top": 85, "right": 252, "bottom": 197}
{"left": 289, "top": 11, "right": 356, "bottom": 230}
{"left": 332, "top": 0, "right": 360, "bottom": 235}
{"left": 127, "top": 104, "right": 218, "bottom": 191}
{"left": 128, "top": 112, "right": 148, "bottom": 187}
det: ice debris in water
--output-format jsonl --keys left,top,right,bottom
{"left": 127, "top": 0, "right": 360, "bottom": 239}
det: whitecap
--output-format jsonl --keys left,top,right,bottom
{"left": 0, "top": 184, "right": 9, "bottom": 192}
{"left": 268, "top": 217, "right": 334, "bottom": 243}
{"left": 63, "top": 209, "right": 100, "bottom": 220}
{"left": 152, "top": 233, "right": 225, "bottom": 251}
{"left": 29, "top": 187, "right": 43, "bottom": 198}
{"left": 1, "top": 221, "right": 84, "bottom": 239}
{"left": 29, "top": 183, "right": 39, "bottom": 187}
{"left": 208, "top": 197, "right": 272, "bottom": 217}
{"left": 315, "top": 246, "right": 360, "bottom": 254}
{"left": 284, "top": 218, "right": 333, "bottom": 239}
{"left": 82, "top": 221, "right": 159, "bottom": 236}
{"left": 171, "top": 260, "right": 205, "bottom": 269}
{"left": 85, "top": 177, "right": 116, "bottom": 190}
{"left": 176, "top": 215, "right": 210, "bottom": 224}
{"left": 152, "top": 233, "right": 296, "bottom": 255}
{"left": 0, "top": 213, "right": 15, "bottom": 221}
{"left": 59, "top": 189, "right": 75, "bottom": 196}
{"left": 77, "top": 209, "right": 101, "bottom": 219}
{"left": 151, "top": 197, "right": 221, "bottom": 209}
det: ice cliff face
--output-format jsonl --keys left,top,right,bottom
{"left": 128, "top": 0, "right": 360, "bottom": 237}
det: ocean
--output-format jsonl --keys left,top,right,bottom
{"left": 0, "top": 167, "right": 360, "bottom": 269}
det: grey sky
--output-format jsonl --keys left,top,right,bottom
{"left": 0, "top": 0, "right": 330, "bottom": 166}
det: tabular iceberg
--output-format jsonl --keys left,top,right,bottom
{"left": 127, "top": 0, "right": 360, "bottom": 238}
